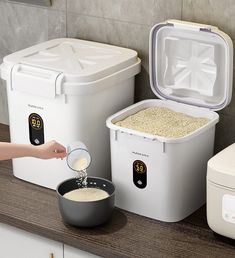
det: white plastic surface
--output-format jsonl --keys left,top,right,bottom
{"left": 207, "top": 143, "right": 235, "bottom": 188}
{"left": 1, "top": 38, "right": 141, "bottom": 97}
{"left": 207, "top": 181, "right": 235, "bottom": 239}
{"left": 107, "top": 99, "right": 218, "bottom": 222}
{"left": 11, "top": 64, "right": 62, "bottom": 98}
{"left": 149, "top": 20, "right": 233, "bottom": 110}
{"left": 0, "top": 223, "right": 63, "bottom": 258}
{"left": 2, "top": 38, "right": 139, "bottom": 85}
{"left": 8, "top": 77, "right": 135, "bottom": 189}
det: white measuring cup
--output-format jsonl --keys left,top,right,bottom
{"left": 66, "top": 141, "right": 91, "bottom": 172}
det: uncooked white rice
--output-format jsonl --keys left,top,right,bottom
{"left": 115, "top": 107, "right": 209, "bottom": 138}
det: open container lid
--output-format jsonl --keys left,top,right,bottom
{"left": 149, "top": 20, "right": 233, "bottom": 111}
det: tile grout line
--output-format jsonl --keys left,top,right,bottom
{"left": 66, "top": 11, "right": 153, "bottom": 28}
{"left": 65, "top": 0, "right": 68, "bottom": 38}
{"left": 181, "top": 0, "right": 183, "bottom": 20}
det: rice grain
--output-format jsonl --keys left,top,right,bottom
{"left": 115, "top": 107, "right": 209, "bottom": 138}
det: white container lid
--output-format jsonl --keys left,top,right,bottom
{"left": 2, "top": 38, "right": 138, "bottom": 83}
{"left": 0, "top": 38, "right": 141, "bottom": 97}
{"left": 207, "top": 144, "right": 235, "bottom": 189}
{"left": 149, "top": 20, "right": 233, "bottom": 111}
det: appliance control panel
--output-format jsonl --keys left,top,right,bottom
{"left": 133, "top": 160, "right": 147, "bottom": 189}
{"left": 222, "top": 194, "right": 235, "bottom": 224}
{"left": 28, "top": 113, "right": 45, "bottom": 145}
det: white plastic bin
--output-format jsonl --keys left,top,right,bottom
{"left": 106, "top": 20, "right": 233, "bottom": 222}
{"left": 0, "top": 38, "right": 141, "bottom": 189}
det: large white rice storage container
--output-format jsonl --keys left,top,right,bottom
{"left": 106, "top": 20, "right": 233, "bottom": 222}
{"left": 0, "top": 38, "right": 141, "bottom": 189}
{"left": 207, "top": 144, "right": 235, "bottom": 239}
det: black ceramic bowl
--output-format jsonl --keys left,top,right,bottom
{"left": 56, "top": 177, "right": 115, "bottom": 227}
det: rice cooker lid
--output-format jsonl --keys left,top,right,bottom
{"left": 207, "top": 144, "right": 235, "bottom": 189}
{"left": 149, "top": 20, "right": 233, "bottom": 111}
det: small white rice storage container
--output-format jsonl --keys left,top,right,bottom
{"left": 106, "top": 20, "right": 233, "bottom": 222}
{"left": 207, "top": 144, "right": 235, "bottom": 239}
{"left": 0, "top": 38, "right": 141, "bottom": 189}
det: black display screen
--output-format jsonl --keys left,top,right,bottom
{"left": 133, "top": 160, "right": 147, "bottom": 189}
{"left": 29, "top": 113, "right": 43, "bottom": 130}
{"left": 28, "top": 113, "right": 44, "bottom": 145}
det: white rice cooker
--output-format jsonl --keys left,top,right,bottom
{"left": 207, "top": 144, "right": 235, "bottom": 239}
{"left": 0, "top": 38, "right": 141, "bottom": 189}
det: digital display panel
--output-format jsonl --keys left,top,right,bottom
{"left": 28, "top": 113, "right": 44, "bottom": 145}
{"left": 29, "top": 113, "right": 42, "bottom": 130}
{"left": 133, "top": 160, "right": 147, "bottom": 174}
{"left": 133, "top": 160, "right": 147, "bottom": 189}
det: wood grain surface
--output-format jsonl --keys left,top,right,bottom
{"left": 0, "top": 123, "right": 235, "bottom": 258}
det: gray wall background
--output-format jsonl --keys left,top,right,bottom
{"left": 0, "top": 0, "right": 234, "bottom": 152}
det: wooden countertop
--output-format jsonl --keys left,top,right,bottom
{"left": 0, "top": 123, "right": 235, "bottom": 258}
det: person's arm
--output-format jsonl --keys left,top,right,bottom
{"left": 0, "top": 140, "right": 66, "bottom": 161}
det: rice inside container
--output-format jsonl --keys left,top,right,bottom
{"left": 106, "top": 20, "right": 233, "bottom": 222}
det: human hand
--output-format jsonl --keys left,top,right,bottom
{"left": 33, "top": 140, "right": 67, "bottom": 159}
